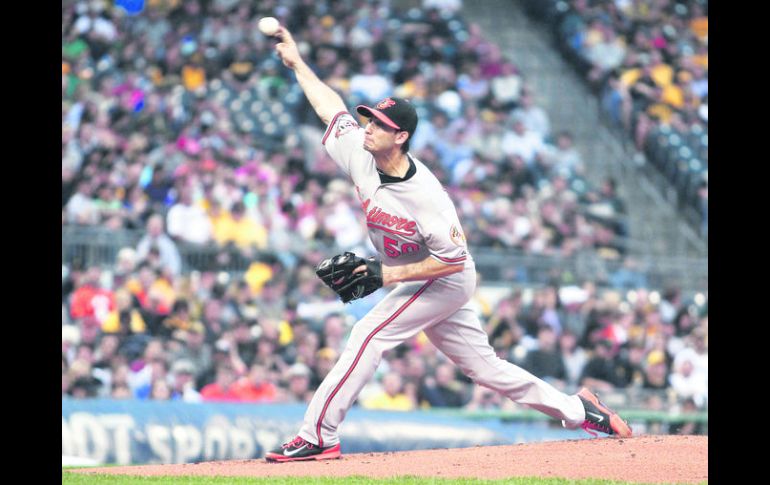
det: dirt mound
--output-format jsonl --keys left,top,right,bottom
{"left": 70, "top": 435, "right": 707, "bottom": 484}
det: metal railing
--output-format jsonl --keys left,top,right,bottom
{"left": 63, "top": 225, "right": 707, "bottom": 291}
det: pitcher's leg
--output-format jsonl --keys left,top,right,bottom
{"left": 296, "top": 305, "right": 396, "bottom": 447}
{"left": 424, "top": 306, "right": 585, "bottom": 426}
{"left": 298, "top": 279, "right": 463, "bottom": 447}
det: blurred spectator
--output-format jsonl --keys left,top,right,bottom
{"left": 584, "top": 23, "right": 626, "bottom": 87}
{"left": 134, "top": 358, "right": 170, "bottom": 400}
{"left": 672, "top": 326, "right": 708, "bottom": 380}
{"left": 558, "top": 329, "right": 587, "bottom": 388}
{"left": 101, "top": 289, "right": 147, "bottom": 336}
{"left": 166, "top": 185, "right": 212, "bottom": 245}
{"left": 579, "top": 340, "right": 625, "bottom": 391}
{"left": 456, "top": 62, "right": 489, "bottom": 103}
{"left": 231, "top": 363, "right": 278, "bottom": 402}
{"left": 349, "top": 62, "right": 393, "bottom": 104}
{"left": 69, "top": 266, "right": 115, "bottom": 326}
{"left": 658, "top": 287, "right": 682, "bottom": 325}
{"left": 669, "top": 355, "right": 707, "bottom": 408}
{"left": 320, "top": 313, "right": 348, "bottom": 354}
{"left": 614, "top": 342, "right": 647, "bottom": 388}
{"left": 149, "top": 378, "right": 173, "bottom": 401}
{"left": 114, "top": 247, "right": 139, "bottom": 288}
{"left": 485, "top": 294, "right": 528, "bottom": 356}
{"left": 230, "top": 320, "right": 258, "bottom": 368}
{"left": 66, "top": 181, "right": 100, "bottom": 225}
{"left": 488, "top": 61, "right": 522, "bottom": 110}
{"left": 136, "top": 214, "right": 182, "bottom": 276}
{"left": 143, "top": 166, "right": 174, "bottom": 211}
{"left": 66, "top": 358, "right": 102, "bottom": 399}
{"left": 511, "top": 90, "right": 551, "bottom": 141}
{"left": 501, "top": 115, "right": 547, "bottom": 166}
{"left": 583, "top": 177, "right": 627, "bottom": 239}
{"left": 284, "top": 363, "right": 314, "bottom": 403}
{"left": 313, "top": 347, "right": 339, "bottom": 388}
{"left": 522, "top": 325, "right": 566, "bottom": 388}
{"left": 92, "top": 334, "right": 121, "bottom": 371}
{"left": 642, "top": 350, "right": 670, "bottom": 391}
{"left": 362, "top": 372, "right": 416, "bottom": 411}
{"left": 421, "top": 362, "right": 469, "bottom": 408}
{"left": 93, "top": 184, "right": 127, "bottom": 229}
{"left": 168, "top": 323, "right": 211, "bottom": 379}
{"left": 544, "top": 131, "right": 584, "bottom": 178}
{"left": 159, "top": 299, "right": 202, "bottom": 339}
{"left": 200, "top": 364, "right": 241, "bottom": 402}
{"left": 170, "top": 359, "right": 203, "bottom": 403}
{"left": 212, "top": 201, "right": 268, "bottom": 255}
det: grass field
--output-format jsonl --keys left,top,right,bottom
{"left": 61, "top": 472, "right": 708, "bottom": 485}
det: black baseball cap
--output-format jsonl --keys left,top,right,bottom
{"left": 356, "top": 97, "right": 418, "bottom": 137}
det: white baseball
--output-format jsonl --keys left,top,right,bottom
{"left": 258, "top": 17, "right": 280, "bottom": 36}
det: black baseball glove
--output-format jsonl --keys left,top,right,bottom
{"left": 316, "top": 252, "right": 383, "bottom": 303}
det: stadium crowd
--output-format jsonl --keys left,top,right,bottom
{"left": 524, "top": 0, "right": 707, "bottom": 235}
{"left": 62, "top": 0, "right": 707, "bottom": 428}
{"left": 63, "top": 0, "right": 630, "bottom": 264}
{"left": 62, "top": 253, "right": 708, "bottom": 417}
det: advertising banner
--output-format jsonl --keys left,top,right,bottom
{"left": 62, "top": 399, "right": 585, "bottom": 465}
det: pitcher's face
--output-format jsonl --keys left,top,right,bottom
{"left": 363, "top": 118, "right": 403, "bottom": 154}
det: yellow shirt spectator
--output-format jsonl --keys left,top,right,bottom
{"left": 647, "top": 103, "right": 674, "bottom": 123}
{"left": 101, "top": 289, "right": 147, "bottom": 334}
{"left": 362, "top": 392, "right": 416, "bottom": 411}
{"left": 361, "top": 373, "right": 416, "bottom": 411}
{"left": 278, "top": 320, "right": 294, "bottom": 347}
{"left": 661, "top": 84, "right": 684, "bottom": 109}
{"left": 232, "top": 216, "right": 267, "bottom": 249}
{"left": 692, "top": 53, "right": 708, "bottom": 70}
{"left": 149, "top": 277, "right": 176, "bottom": 312}
{"left": 102, "top": 309, "right": 147, "bottom": 334}
{"left": 212, "top": 202, "right": 267, "bottom": 250}
{"left": 215, "top": 219, "right": 239, "bottom": 245}
{"left": 210, "top": 207, "right": 235, "bottom": 245}
{"left": 182, "top": 64, "right": 206, "bottom": 91}
{"left": 244, "top": 261, "right": 273, "bottom": 295}
{"left": 619, "top": 68, "right": 641, "bottom": 88}
{"left": 650, "top": 63, "right": 673, "bottom": 87}
{"left": 395, "top": 78, "right": 429, "bottom": 100}
{"left": 690, "top": 17, "right": 708, "bottom": 42}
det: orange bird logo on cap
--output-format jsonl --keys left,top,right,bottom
{"left": 376, "top": 98, "right": 396, "bottom": 109}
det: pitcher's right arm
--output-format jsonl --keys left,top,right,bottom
{"left": 272, "top": 26, "right": 347, "bottom": 125}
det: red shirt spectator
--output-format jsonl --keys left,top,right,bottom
{"left": 70, "top": 268, "right": 115, "bottom": 323}
{"left": 231, "top": 364, "right": 277, "bottom": 402}
{"left": 200, "top": 365, "right": 240, "bottom": 402}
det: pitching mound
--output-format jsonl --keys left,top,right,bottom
{"left": 71, "top": 435, "right": 707, "bottom": 483}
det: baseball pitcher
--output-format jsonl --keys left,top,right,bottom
{"left": 264, "top": 24, "right": 631, "bottom": 462}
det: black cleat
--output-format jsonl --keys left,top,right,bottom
{"left": 265, "top": 436, "right": 342, "bottom": 462}
{"left": 577, "top": 388, "right": 633, "bottom": 438}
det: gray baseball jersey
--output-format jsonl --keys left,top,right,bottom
{"left": 296, "top": 111, "right": 586, "bottom": 448}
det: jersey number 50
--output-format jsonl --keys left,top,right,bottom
{"left": 383, "top": 236, "right": 420, "bottom": 258}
